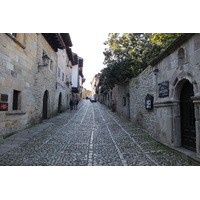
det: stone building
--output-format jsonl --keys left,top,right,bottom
{"left": 0, "top": 33, "right": 79, "bottom": 138}
{"left": 91, "top": 73, "right": 101, "bottom": 99}
{"left": 71, "top": 53, "right": 85, "bottom": 100}
{"left": 82, "top": 88, "right": 92, "bottom": 99}
{"left": 99, "top": 34, "right": 200, "bottom": 159}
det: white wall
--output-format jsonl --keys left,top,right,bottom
{"left": 72, "top": 64, "right": 78, "bottom": 87}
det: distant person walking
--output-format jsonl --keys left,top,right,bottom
{"left": 74, "top": 98, "right": 79, "bottom": 110}
{"left": 69, "top": 98, "right": 74, "bottom": 110}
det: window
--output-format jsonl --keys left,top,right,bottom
{"left": 58, "top": 67, "right": 60, "bottom": 77}
{"left": 122, "top": 97, "right": 126, "bottom": 106}
{"left": 13, "top": 90, "right": 21, "bottom": 110}
{"left": 178, "top": 48, "right": 185, "bottom": 66}
{"left": 50, "top": 60, "right": 54, "bottom": 71}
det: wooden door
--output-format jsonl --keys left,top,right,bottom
{"left": 180, "top": 81, "right": 196, "bottom": 152}
{"left": 43, "top": 91, "right": 48, "bottom": 119}
{"left": 58, "top": 93, "right": 62, "bottom": 113}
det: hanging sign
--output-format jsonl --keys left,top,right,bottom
{"left": 0, "top": 103, "right": 8, "bottom": 111}
{"left": 158, "top": 81, "right": 169, "bottom": 98}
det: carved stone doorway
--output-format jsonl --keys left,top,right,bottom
{"left": 180, "top": 81, "right": 196, "bottom": 152}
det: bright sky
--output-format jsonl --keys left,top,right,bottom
{"left": 69, "top": 33, "right": 109, "bottom": 91}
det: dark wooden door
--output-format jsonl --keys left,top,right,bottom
{"left": 180, "top": 81, "right": 196, "bottom": 152}
{"left": 58, "top": 93, "right": 62, "bottom": 113}
{"left": 43, "top": 91, "right": 48, "bottom": 119}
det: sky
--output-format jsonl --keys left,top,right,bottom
{"left": 69, "top": 33, "right": 109, "bottom": 91}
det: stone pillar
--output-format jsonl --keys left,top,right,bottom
{"left": 192, "top": 95, "right": 200, "bottom": 157}
{"left": 171, "top": 101, "right": 181, "bottom": 148}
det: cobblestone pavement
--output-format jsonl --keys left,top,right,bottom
{"left": 0, "top": 100, "right": 195, "bottom": 166}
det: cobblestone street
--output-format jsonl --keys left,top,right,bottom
{"left": 0, "top": 100, "right": 196, "bottom": 166}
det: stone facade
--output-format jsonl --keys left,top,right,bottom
{"left": 34, "top": 34, "right": 58, "bottom": 122}
{"left": 56, "top": 49, "right": 72, "bottom": 112}
{"left": 129, "top": 66, "right": 156, "bottom": 138}
{"left": 0, "top": 33, "right": 38, "bottom": 136}
{"left": 0, "top": 33, "right": 78, "bottom": 138}
{"left": 98, "top": 34, "right": 200, "bottom": 158}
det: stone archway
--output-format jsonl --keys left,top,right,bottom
{"left": 172, "top": 76, "right": 197, "bottom": 152}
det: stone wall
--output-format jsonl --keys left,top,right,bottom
{"left": 34, "top": 34, "right": 58, "bottom": 121}
{"left": 129, "top": 66, "right": 157, "bottom": 138}
{"left": 108, "top": 66, "right": 156, "bottom": 138}
{"left": 0, "top": 34, "right": 60, "bottom": 137}
{"left": 0, "top": 34, "right": 37, "bottom": 136}
{"left": 98, "top": 34, "right": 200, "bottom": 158}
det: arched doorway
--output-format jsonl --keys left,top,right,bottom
{"left": 58, "top": 93, "right": 62, "bottom": 113}
{"left": 43, "top": 90, "right": 49, "bottom": 119}
{"left": 180, "top": 80, "right": 196, "bottom": 152}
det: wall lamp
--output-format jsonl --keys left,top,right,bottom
{"left": 153, "top": 68, "right": 159, "bottom": 76}
{"left": 38, "top": 54, "right": 50, "bottom": 72}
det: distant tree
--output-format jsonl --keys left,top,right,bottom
{"left": 101, "top": 33, "right": 182, "bottom": 89}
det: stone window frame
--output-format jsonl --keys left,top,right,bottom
{"left": 6, "top": 33, "right": 26, "bottom": 49}
{"left": 178, "top": 48, "right": 185, "bottom": 66}
{"left": 62, "top": 72, "right": 64, "bottom": 81}
{"left": 122, "top": 97, "right": 126, "bottom": 106}
{"left": 50, "top": 60, "right": 54, "bottom": 71}
{"left": 12, "top": 89, "right": 21, "bottom": 110}
{"left": 58, "top": 67, "right": 61, "bottom": 77}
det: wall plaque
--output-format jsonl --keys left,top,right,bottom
{"left": 145, "top": 94, "right": 153, "bottom": 110}
{"left": 0, "top": 103, "right": 8, "bottom": 111}
{"left": 158, "top": 81, "right": 169, "bottom": 98}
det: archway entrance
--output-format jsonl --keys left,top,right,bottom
{"left": 58, "top": 93, "right": 62, "bottom": 113}
{"left": 43, "top": 90, "right": 48, "bottom": 119}
{"left": 180, "top": 81, "right": 196, "bottom": 152}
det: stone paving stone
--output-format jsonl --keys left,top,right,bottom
{"left": 116, "top": 142, "right": 143, "bottom": 154}
{"left": 123, "top": 153, "right": 156, "bottom": 166}
{"left": 0, "top": 100, "right": 197, "bottom": 166}
{"left": 147, "top": 151, "right": 190, "bottom": 166}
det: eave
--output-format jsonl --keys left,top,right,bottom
{"left": 42, "top": 33, "right": 65, "bottom": 52}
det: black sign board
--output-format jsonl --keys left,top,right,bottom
{"left": 158, "top": 81, "right": 169, "bottom": 98}
{"left": 145, "top": 94, "right": 153, "bottom": 110}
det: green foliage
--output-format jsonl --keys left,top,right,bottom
{"left": 101, "top": 33, "right": 182, "bottom": 89}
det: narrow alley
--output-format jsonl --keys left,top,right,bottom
{"left": 0, "top": 100, "right": 195, "bottom": 166}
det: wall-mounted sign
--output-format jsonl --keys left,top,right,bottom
{"left": 158, "top": 81, "right": 169, "bottom": 98}
{"left": 145, "top": 94, "right": 153, "bottom": 110}
{"left": 0, "top": 103, "right": 8, "bottom": 111}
